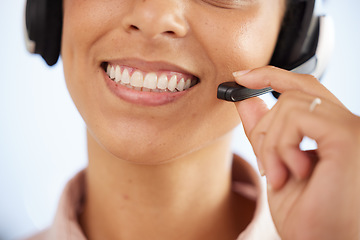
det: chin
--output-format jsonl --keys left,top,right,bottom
{"left": 88, "top": 128, "right": 186, "bottom": 165}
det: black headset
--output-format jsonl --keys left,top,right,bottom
{"left": 24, "top": 0, "right": 333, "bottom": 80}
{"left": 25, "top": 0, "right": 62, "bottom": 66}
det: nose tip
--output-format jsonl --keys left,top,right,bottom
{"left": 122, "top": 2, "right": 189, "bottom": 39}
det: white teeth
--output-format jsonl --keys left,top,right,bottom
{"left": 115, "top": 65, "right": 121, "bottom": 83}
{"left": 105, "top": 64, "right": 197, "bottom": 92}
{"left": 157, "top": 74, "right": 168, "bottom": 90}
{"left": 130, "top": 71, "right": 144, "bottom": 87}
{"left": 110, "top": 66, "right": 116, "bottom": 79}
{"left": 122, "top": 69, "right": 130, "bottom": 84}
{"left": 107, "top": 64, "right": 111, "bottom": 76}
{"left": 143, "top": 73, "right": 157, "bottom": 90}
{"left": 167, "top": 75, "right": 177, "bottom": 92}
{"left": 176, "top": 78, "right": 185, "bottom": 91}
{"left": 184, "top": 79, "right": 191, "bottom": 90}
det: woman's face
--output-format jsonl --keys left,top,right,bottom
{"left": 62, "top": 0, "right": 285, "bottom": 164}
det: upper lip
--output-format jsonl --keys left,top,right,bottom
{"left": 101, "top": 58, "right": 199, "bottom": 80}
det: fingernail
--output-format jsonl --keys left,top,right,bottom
{"left": 254, "top": 132, "right": 266, "bottom": 157}
{"left": 232, "top": 69, "right": 251, "bottom": 78}
{"left": 257, "top": 159, "right": 265, "bottom": 176}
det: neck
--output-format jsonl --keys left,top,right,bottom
{"left": 80, "top": 130, "right": 253, "bottom": 240}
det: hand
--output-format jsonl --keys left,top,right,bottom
{"left": 233, "top": 66, "right": 360, "bottom": 240}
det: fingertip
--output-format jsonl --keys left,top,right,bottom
{"left": 232, "top": 69, "right": 251, "bottom": 78}
{"left": 235, "top": 96, "right": 268, "bottom": 116}
{"left": 266, "top": 161, "right": 289, "bottom": 191}
{"left": 295, "top": 151, "right": 313, "bottom": 180}
{"left": 232, "top": 70, "right": 256, "bottom": 88}
{"left": 232, "top": 65, "right": 308, "bottom": 93}
{"left": 257, "top": 158, "right": 266, "bottom": 176}
{"left": 235, "top": 97, "right": 269, "bottom": 136}
{"left": 282, "top": 148, "right": 313, "bottom": 181}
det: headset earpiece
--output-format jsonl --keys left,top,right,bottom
{"left": 271, "top": 0, "right": 334, "bottom": 78}
{"left": 270, "top": 0, "right": 334, "bottom": 98}
{"left": 271, "top": 0, "right": 317, "bottom": 71}
{"left": 25, "top": 0, "right": 62, "bottom": 66}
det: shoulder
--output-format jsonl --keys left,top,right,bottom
{"left": 22, "top": 170, "right": 87, "bottom": 240}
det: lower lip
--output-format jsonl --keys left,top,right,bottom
{"left": 103, "top": 71, "right": 190, "bottom": 106}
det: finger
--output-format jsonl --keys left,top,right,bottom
{"left": 236, "top": 95, "right": 287, "bottom": 176}
{"left": 275, "top": 109, "right": 327, "bottom": 186}
{"left": 262, "top": 145, "right": 289, "bottom": 190}
{"left": 277, "top": 109, "right": 314, "bottom": 180}
{"left": 260, "top": 91, "right": 312, "bottom": 187}
{"left": 232, "top": 66, "right": 342, "bottom": 106}
{"left": 235, "top": 97, "right": 269, "bottom": 173}
{"left": 248, "top": 102, "right": 280, "bottom": 175}
{"left": 246, "top": 91, "right": 306, "bottom": 179}
{"left": 235, "top": 97, "right": 269, "bottom": 138}
{"left": 270, "top": 98, "right": 347, "bottom": 189}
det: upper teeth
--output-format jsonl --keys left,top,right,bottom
{"left": 106, "top": 64, "right": 195, "bottom": 92}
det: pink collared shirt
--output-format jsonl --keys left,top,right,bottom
{"left": 25, "top": 156, "right": 280, "bottom": 239}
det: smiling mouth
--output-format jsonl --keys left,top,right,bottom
{"left": 101, "top": 62, "right": 199, "bottom": 93}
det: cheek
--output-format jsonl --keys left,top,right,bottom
{"left": 61, "top": 0, "right": 117, "bottom": 122}
{"left": 61, "top": 0, "right": 122, "bottom": 64}
{"left": 194, "top": 7, "right": 282, "bottom": 82}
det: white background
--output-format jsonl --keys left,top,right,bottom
{"left": 1, "top": 0, "right": 360, "bottom": 239}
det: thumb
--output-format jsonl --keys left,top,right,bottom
{"left": 235, "top": 97, "right": 269, "bottom": 139}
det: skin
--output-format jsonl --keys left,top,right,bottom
{"left": 234, "top": 67, "right": 360, "bottom": 239}
{"left": 61, "top": 0, "right": 284, "bottom": 239}
{"left": 60, "top": 0, "right": 360, "bottom": 239}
